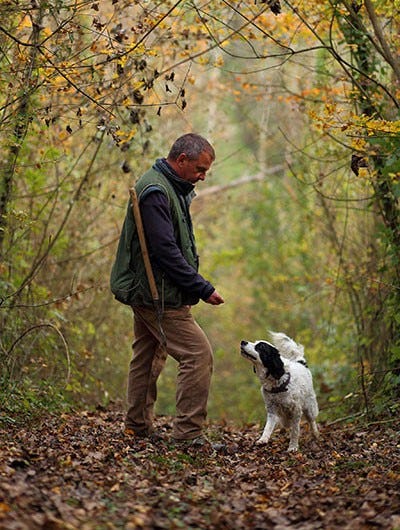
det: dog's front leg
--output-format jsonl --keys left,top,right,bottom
{"left": 288, "top": 415, "right": 301, "bottom": 452}
{"left": 257, "top": 413, "right": 278, "bottom": 445}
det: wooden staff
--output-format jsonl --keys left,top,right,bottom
{"left": 129, "top": 187, "right": 167, "bottom": 346}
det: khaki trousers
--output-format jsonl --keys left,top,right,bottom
{"left": 126, "top": 305, "right": 213, "bottom": 440}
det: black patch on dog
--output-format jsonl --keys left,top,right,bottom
{"left": 255, "top": 342, "right": 285, "bottom": 379}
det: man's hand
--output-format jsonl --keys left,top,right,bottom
{"left": 205, "top": 290, "right": 225, "bottom": 305}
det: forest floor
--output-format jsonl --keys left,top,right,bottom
{"left": 0, "top": 406, "right": 399, "bottom": 530}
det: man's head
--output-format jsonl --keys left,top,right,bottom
{"left": 167, "top": 133, "right": 215, "bottom": 184}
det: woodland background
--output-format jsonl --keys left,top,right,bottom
{"left": 1, "top": 0, "right": 400, "bottom": 427}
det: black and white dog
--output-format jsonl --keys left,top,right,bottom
{"left": 240, "top": 332, "right": 319, "bottom": 452}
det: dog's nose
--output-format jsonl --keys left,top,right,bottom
{"left": 241, "top": 340, "right": 248, "bottom": 347}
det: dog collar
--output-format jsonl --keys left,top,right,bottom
{"left": 268, "top": 373, "right": 291, "bottom": 394}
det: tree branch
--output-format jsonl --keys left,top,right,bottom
{"left": 363, "top": 0, "right": 400, "bottom": 81}
{"left": 194, "top": 165, "right": 285, "bottom": 199}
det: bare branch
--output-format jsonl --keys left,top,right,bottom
{"left": 6, "top": 323, "right": 71, "bottom": 386}
{"left": 363, "top": 0, "right": 400, "bottom": 81}
{"left": 194, "top": 165, "right": 285, "bottom": 198}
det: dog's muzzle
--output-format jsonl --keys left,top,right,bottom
{"left": 240, "top": 340, "right": 257, "bottom": 361}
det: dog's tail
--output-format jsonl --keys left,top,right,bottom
{"left": 268, "top": 331, "right": 305, "bottom": 361}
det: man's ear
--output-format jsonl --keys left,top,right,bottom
{"left": 176, "top": 153, "right": 187, "bottom": 164}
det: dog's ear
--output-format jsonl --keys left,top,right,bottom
{"left": 256, "top": 342, "right": 285, "bottom": 379}
{"left": 266, "top": 354, "right": 285, "bottom": 379}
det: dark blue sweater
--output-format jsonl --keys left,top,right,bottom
{"left": 140, "top": 191, "right": 215, "bottom": 302}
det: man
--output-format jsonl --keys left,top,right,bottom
{"left": 115, "top": 133, "right": 224, "bottom": 447}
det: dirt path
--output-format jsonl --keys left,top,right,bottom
{"left": 0, "top": 409, "right": 399, "bottom": 529}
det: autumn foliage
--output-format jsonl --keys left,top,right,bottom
{"left": 0, "top": 1, "right": 399, "bottom": 423}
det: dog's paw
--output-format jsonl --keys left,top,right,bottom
{"left": 256, "top": 438, "right": 268, "bottom": 446}
{"left": 287, "top": 445, "right": 299, "bottom": 452}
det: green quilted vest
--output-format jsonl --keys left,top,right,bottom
{"left": 110, "top": 167, "right": 199, "bottom": 308}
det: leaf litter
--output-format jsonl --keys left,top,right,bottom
{"left": 0, "top": 406, "right": 399, "bottom": 529}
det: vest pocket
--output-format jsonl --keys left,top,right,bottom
{"left": 112, "top": 269, "right": 140, "bottom": 305}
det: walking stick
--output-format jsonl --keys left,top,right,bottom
{"left": 129, "top": 187, "right": 167, "bottom": 347}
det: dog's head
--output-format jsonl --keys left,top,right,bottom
{"left": 240, "top": 340, "right": 285, "bottom": 380}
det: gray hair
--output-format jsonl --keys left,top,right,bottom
{"left": 168, "top": 133, "right": 215, "bottom": 161}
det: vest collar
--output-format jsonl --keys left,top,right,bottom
{"left": 153, "top": 158, "right": 195, "bottom": 197}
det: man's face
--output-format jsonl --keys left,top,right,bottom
{"left": 175, "top": 150, "right": 214, "bottom": 184}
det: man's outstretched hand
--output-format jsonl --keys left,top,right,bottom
{"left": 205, "top": 290, "right": 225, "bottom": 305}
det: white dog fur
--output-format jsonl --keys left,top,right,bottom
{"left": 240, "top": 332, "right": 319, "bottom": 451}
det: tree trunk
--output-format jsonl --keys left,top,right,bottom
{"left": 341, "top": 1, "right": 400, "bottom": 398}
{"left": 0, "top": 6, "right": 43, "bottom": 253}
